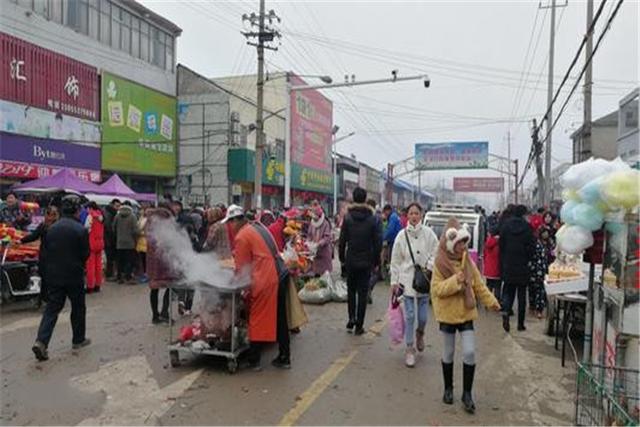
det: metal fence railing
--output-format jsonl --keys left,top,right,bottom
{"left": 575, "top": 363, "right": 640, "bottom": 426}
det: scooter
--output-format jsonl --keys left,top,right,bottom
{"left": 0, "top": 240, "right": 41, "bottom": 306}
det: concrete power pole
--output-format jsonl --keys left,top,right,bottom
{"left": 242, "top": 2, "right": 281, "bottom": 209}
{"left": 583, "top": 0, "right": 595, "bottom": 366}
{"left": 544, "top": 0, "right": 556, "bottom": 206}
{"left": 532, "top": 118, "right": 545, "bottom": 208}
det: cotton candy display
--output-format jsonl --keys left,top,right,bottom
{"left": 572, "top": 203, "right": 604, "bottom": 231}
{"left": 600, "top": 170, "right": 640, "bottom": 211}
{"left": 556, "top": 225, "right": 594, "bottom": 255}
{"left": 557, "top": 157, "right": 638, "bottom": 256}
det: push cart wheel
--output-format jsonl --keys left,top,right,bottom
{"left": 170, "top": 350, "right": 180, "bottom": 368}
{"left": 227, "top": 359, "right": 238, "bottom": 374}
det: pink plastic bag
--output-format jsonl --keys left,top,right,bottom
{"left": 388, "top": 298, "right": 405, "bottom": 346}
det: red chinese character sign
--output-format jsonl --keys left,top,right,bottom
{"left": 453, "top": 177, "right": 504, "bottom": 193}
{"left": 415, "top": 141, "right": 489, "bottom": 170}
{"left": 0, "top": 32, "right": 99, "bottom": 121}
{"left": 289, "top": 74, "right": 333, "bottom": 194}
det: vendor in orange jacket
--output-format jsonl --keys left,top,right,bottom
{"left": 224, "top": 204, "right": 291, "bottom": 370}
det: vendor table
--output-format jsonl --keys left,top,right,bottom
{"left": 553, "top": 293, "right": 588, "bottom": 367}
{"left": 545, "top": 276, "right": 589, "bottom": 295}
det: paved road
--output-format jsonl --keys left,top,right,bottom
{"left": 0, "top": 280, "right": 576, "bottom": 426}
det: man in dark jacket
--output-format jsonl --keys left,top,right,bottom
{"left": 103, "top": 198, "right": 121, "bottom": 279}
{"left": 339, "top": 187, "right": 382, "bottom": 335}
{"left": 114, "top": 202, "right": 139, "bottom": 284}
{"left": 499, "top": 204, "right": 535, "bottom": 333}
{"left": 32, "top": 196, "right": 90, "bottom": 361}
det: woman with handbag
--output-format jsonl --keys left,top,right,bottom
{"left": 432, "top": 217, "right": 501, "bottom": 414}
{"left": 390, "top": 202, "right": 439, "bottom": 367}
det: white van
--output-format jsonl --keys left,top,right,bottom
{"left": 423, "top": 205, "right": 486, "bottom": 270}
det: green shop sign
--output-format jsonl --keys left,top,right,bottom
{"left": 291, "top": 164, "right": 333, "bottom": 194}
{"left": 228, "top": 148, "right": 284, "bottom": 186}
{"left": 101, "top": 72, "right": 177, "bottom": 176}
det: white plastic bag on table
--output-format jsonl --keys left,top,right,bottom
{"left": 298, "top": 285, "right": 331, "bottom": 304}
{"left": 556, "top": 224, "right": 594, "bottom": 255}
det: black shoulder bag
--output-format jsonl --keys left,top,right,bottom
{"left": 404, "top": 230, "right": 431, "bottom": 294}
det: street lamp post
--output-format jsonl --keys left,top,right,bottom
{"left": 332, "top": 129, "right": 356, "bottom": 216}
{"left": 284, "top": 72, "right": 430, "bottom": 207}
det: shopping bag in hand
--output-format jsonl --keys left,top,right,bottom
{"left": 388, "top": 292, "right": 405, "bottom": 346}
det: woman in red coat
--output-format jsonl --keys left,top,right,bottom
{"left": 482, "top": 226, "right": 501, "bottom": 299}
{"left": 85, "top": 202, "right": 105, "bottom": 293}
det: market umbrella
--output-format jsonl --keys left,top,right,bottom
{"left": 94, "top": 174, "right": 157, "bottom": 203}
{"left": 13, "top": 168, "right": 103, "bottom": 194}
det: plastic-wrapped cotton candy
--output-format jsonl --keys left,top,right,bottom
{"left": 578, "top": 176, "right": 605, "bottom": 205}
{"left": 600, "top": 170, "right": 640, "bottom": 211}
{"left": 572, "top": 203, "right": 604, "bottom": 231}
{"left": 562, "top": 188, "right": 581, "bottom": 202}
{"left": 561, "top": 157, "right": 631, "bottom": 190}
{"left": 556, "top": 224, "right": 594, "bottom": 255}
{"left": 560, "top": 200, "right": 579, "bottom": 225}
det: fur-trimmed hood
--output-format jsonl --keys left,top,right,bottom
{"left": 347, "top": 203, "right": 374, "bottom": 222}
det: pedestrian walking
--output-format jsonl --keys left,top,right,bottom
{"left": 529, "top": 229, "right": 550, "bottom": 319}
{"left": 432, "top": 217, "right": 501, "bottom": 413}
{"left": 482, "top": 226, "right": 501, "bottom": 299}
{"left": 308, "top": 205, "right": 332, "bottom": 277}
{"left": 499, "top": 204, "right": 535, "bottom": 332}
{"left": 20, "top": 205, "right": 59, "bottom": 306}
{"left": 381, "top": 204, "right": 402, "bottom": 279}
{"left": 389, "top": 202, "right": 438, "bottom": 367}
{"left": 366, "top": 198, "right": 383, "bottom": 304}
{"left": 84, "top": 202, "right": 104, "bottom": 293}
{"left": 338, "top": 187, "right": 382, "bottom": 335}
{"left": 103, "top": 199, "right": 121, "bottom": 280}
{"left": 146, "top": 204, "right": 176, "bottom": 324}
{"left": 113, "top": 201, "right": 139, "bottom": 284}
{"left": 136, "top": 206, "right": 149, "bottom": 283}
{"left": 224, "top": 205, "right": 291, "bottom": 369}
{"left": 31, "top": 196, "right": 91, "bottom": 361}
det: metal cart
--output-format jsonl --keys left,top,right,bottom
{"left": 167, "top": 281, "right": 250, "bottom": 373}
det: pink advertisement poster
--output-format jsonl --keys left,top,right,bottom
{"left": 290, "top": 75, "right": 333, "bottom": 172}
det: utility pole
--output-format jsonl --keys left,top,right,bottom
{"left": 583, "top": 0, "right": 595, "bottom": 366}
{"left": 532, "top": 118, "right": 545, "bottom": 208}
{"left": 201, "top": 105, "right": 206, "bottom": 206}
{"left": 540, "top": 0, "right": 567, "bottom": 205}
{"left": 242, "top": 3, "right": 281, "bottom": 209}
{"left": 507, "top": 131, "right": 512, "bottom": 202}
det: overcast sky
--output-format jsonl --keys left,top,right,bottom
{"left": 142, "top": 0, "right": 638, "bottom": 209}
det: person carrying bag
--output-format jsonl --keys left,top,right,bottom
{"left": 389, "top": 202, "right": 439, "bottom": 367}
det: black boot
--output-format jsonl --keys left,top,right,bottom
{"left": 462, "top": 363, "right": 476, "bottom": 414}
{"left": 441, "top": 361, "right": 454, "bottom": 405}
{"left": 502, "top": 314, "right": 510, "bottom": 333}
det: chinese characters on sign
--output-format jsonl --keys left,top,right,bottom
{"left": 415, "top": 142, "right": 489, "bottom": 170}
{"left": 453, "top": 177, "right": 504, "bottom": 193}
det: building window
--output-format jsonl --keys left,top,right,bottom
{"left": 88, "top": 0, "right": 99, "bottom": 40}
{"left": 120, "top": 9, "right": 131, "bottom": 54}
{"left": 50, "top": 0, "right": 63, "bottom": 23}
{"left": 66, "top": 0, "right": 88, "bottom": 35}
{"left": 33, "top": 0, "right": 47, "bottom": 17}
{"left": 150, "top": 27, "right": 165, "bottom": 69}
{"left": 166, "top": 36, "right": 174, "bottom": 71}
{"left": 131, "top": 16, "right": 140, "bottom": 58}
{"left": 619, "top": 95, "right": 639, "bottom": 137}
{"left": 140, "top": 20, "right": 150, "bottom": 61}
{"left": 111, "top": 4, "right": 121, "bottom": 49}
{"left": 99, "top": 0, "right": 110, "bottom": 44}
{"left": 17, "top": 0, "right": 33, "bottom": 11}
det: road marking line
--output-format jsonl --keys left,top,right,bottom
{"left": 365, "top": 318, "right": 388, "bottom": 339}
{"left": 278, "top": 350, "right": 358, "bottom": 427}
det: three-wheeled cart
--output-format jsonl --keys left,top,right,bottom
{"left": 167, "top": 281, "right": 250, "bottom": 373}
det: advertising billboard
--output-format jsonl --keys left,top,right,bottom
{"left": 453, "top": 177, "right": 504, "bottom": 193}
{"left": 0, "top": 32, "right": 99, "bottom": 121}
{"left": 0, "top": 99, "right": 101, "bottom": 143}
{"left": 415, "top": 141, "right": 489, "bottom": 170}
{"left": 289, "top": 74, "right": 333, "bottom": 193}
{"left": 101, "top": 72, "right": 177, "bottom": 176}
{"left": 0, "top": 132, "right": 101, "bottom": 181}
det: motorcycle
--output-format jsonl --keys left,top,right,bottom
{"left": 0, "top": 240, "right": 41, "bottom": 306}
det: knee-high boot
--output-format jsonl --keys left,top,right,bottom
{"left": 462, "top": 363, "right": 476, "bottom": 414}
{"left": 441, "top": 361, "right": 454, "bottom": 404}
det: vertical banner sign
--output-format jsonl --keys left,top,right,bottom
{"left": 101, "top": 73, "right": 177, "bottom": 176}
{"left": 289, "top": 74, "right": 333, "bottom": 193}
{"left": 415, "top": 141, "right": 489, "bottom": 170}
{"left": 0, "top": 32, "right": 99, "bottom": 121}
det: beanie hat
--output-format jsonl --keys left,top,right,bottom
{"left": 444, "top": 220, "right": 471, "bottom": 253}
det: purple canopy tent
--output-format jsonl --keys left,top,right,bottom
{"left": 94, "top": 174, "right": 157, "bottom": 203}
{"left": 13, "top": 168, "right": 103, "bottom": 194}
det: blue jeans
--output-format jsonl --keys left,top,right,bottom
{"left": 404, "top": 296, "right": 429, "bottom": 346}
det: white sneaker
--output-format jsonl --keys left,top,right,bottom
{"left": 405, "top": 348, "right": 416, "bottom": 368}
